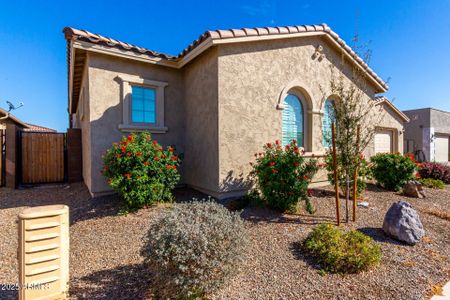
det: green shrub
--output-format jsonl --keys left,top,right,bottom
{"left": 325, "top": 153, "right": 372, "bottom": 197}
{"left": 418, "top": 178, "right": 445, "bottom": 189}
{"left": 141, "top": 201, "right": 248, "bottom": 298}
{"left": 250, "top": 140, "right": 319, "bottom": 213}
{"left": 370, "top": 153, "right": 416, "bottom": 191}
{"left": 302, "top": 224, "right": 381, "bottom": 274}
{"left": 102, "top": 132, "right": 181, "bottom": 210}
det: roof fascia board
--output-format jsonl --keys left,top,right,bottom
{"left": 70, "top": 32, "right": 387, "bottom": 93}
{"left": 68, "top": 40, "right": 75, "bottom": 114}
{"left": 73, "top": 40, "right": 178, "bottom": 69}
{"left": 177, "top": 38, "right": 213, "bottom": 68}
{"left": 376, "top": 99, "right": 410, "bottom": 122}
{"left": 323, "top": 35, "right": 387, "bottom": 93}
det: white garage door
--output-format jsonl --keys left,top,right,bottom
{"left": 435, "top": 135, "right": 449, "bottom": 162}
{"left": 375, "top": 130, "right": 393, "bottom": 154}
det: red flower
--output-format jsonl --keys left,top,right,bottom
{"left": 269, "top": 161, "right": 276, "bottom": 166}
{"left": 166, "top": 165, "right": 176, "bottom": 170}
{"left": 275, "top": 140, "right": 280, "bottom": 145}
{"left": 285, "top": 145, "right": 290, "bottom": 150}
{"left": 171, "top": 156, "right": 178, "bottom": 161}
{"left": 271, "top": 168, "right": 278, "bottom": 173}
{"left": 266, "top": 143, "right": 272, "bottom": 148}
{"left": 143, "top": 161, "right": 149, "bottom": 166}
{"left": 292, "top": 139, "right": 297, "bottom": 144}
{"left": 168, "top": 146, "right": 175, "bottom": 152}
{"left": 294, "top": 162, "right": 299, "bottom": 167}
{"left": 115, "top": 154, "right": 122, "bottom": 158}
{"left": 121, "top": 145, "right": 126, "bottom": 153}
{"left": 136, "top": 152, "right": 142, "bottom": 156}
{"left": 124, "top": 173, "right": 132, "bottom": 179}
{"left": 152, "top": 140, "right": 158, "bottom": 145}
{"left": 259, "top": 152, "right": 263, "bottom": 156}
{"left": 307, "top": 189, "right": 314, "bottom": 197}
{"left": 127, "top": 152, "right": 132, "bottom": 156}
{"left": 415, "top": 173, "right": 421, "bottom": 179}
{"left": 127, "top": 135, "right": 134, "bottom": 142}
{"left": 303, "top": 175, "right": 309, "bottom": 180}
{"left": 254, "top": 153, "right": 258, "bottom": 157}
{"left": 293, "top": 146, "right": 299, "bottom": 151}
{"left": 154, "top": 157, "right": 160, "bottom": 161}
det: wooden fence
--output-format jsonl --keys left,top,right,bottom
{"left": 21, "top": 132, "right": 65, "bottom": 184}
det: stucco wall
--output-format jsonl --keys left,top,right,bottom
{"left": 430, "top": 109, "right": 450, "bottom": 134}
{"left": 72, "top": 56, "right": 92, "bottom": 190}
{"left": 216, "top": 37, "right": 403, "bottom": 196}
{"left": 86, "top": 53, "right": 185, "bottom": 195}
{"left": 183, "top": 48, "right": 220, "bottom": 195}
{"left": 403, "top": 109, "right": 430, "bottom": 158}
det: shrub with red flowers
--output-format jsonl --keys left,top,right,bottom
{"left": 102, "top": 132, "right": 181, "bottom": 210}
{"left": 418, "top": 162, "right": 450, "bottom": 184}
{"left": 250, "top": 140, "right": 318, "bottom": 213}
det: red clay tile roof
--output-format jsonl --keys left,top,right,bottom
{"left": 24, "top": 123, "right": 57, "bottom": 132}
{"left": 64, "top": 24, "right": 388, "bottom": 91}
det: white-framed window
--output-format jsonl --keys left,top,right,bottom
{"left": 117, "top": 74, "right": 168, "bottom": 133}
{"left": 282, "top": 93, "right": 304, "bottom": 147}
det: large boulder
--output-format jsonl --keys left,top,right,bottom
{"left": 382, "top": 201, "right": 424, "bottom": 245}
{"left": 403, "top": 180, "right": 426, "bottom": 198}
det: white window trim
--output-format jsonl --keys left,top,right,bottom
{"left": 116, "top": 74, "right": 168, "bottom": 133}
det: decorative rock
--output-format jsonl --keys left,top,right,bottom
{"left": 357, "top": 201, "right": 369, "bottom": 208}
{"left": 382, "top": 201, "right": 424, "bottom": 245}
{"left": 403, "top": 180, "right": 426, "bottom": 198}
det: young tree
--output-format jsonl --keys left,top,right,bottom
{"left": 321, "top": 39, "right": 387, "bottom": 222}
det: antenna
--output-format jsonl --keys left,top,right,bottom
{"left": 5, "top": 100, "right": 24, "bottom": 112}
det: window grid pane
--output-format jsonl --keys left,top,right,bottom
{"left": 322, "top": 99, "right": 335, "bottom": 148}
{"left": 131, "top": 86, "right": 156, "bottom": 124}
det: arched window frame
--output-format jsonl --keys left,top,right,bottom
{"left": 277, "top": 84, "right": 314, "bottom": 151}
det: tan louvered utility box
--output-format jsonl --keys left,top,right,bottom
{"left": 18, "top": 205, "right": 69, "bottom": 300}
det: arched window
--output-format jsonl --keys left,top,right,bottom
{"left": 282, "top": 94, "right": 304, "bottom": 147}
{"left": 322, "top": 99, "right": 335, "bottom": 148}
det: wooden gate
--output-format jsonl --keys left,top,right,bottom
{"left": 21, "top": 132, "right": 66, "bottom": 184}
{"left": 0, "top": 129, "right": 5, "bottom": 186}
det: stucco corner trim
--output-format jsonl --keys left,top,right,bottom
{"left": 118, "top": 124, "right": 168, "bottom": 133}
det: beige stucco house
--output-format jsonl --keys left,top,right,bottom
{"left": 64, "top": 24, "right": 409, "bottom": 198}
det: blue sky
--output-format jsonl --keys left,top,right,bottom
{"left": 1, "top": 0, "right": 449, "bottom": 131}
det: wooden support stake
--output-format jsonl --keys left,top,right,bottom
{"left": 331, "top": 122, "right": 340, "bottom": 226}
{"left": 352, "top": 126, "right": 360, "bottom": 222}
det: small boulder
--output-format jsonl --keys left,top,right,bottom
{"left": 403, "top": 180, "right": 426, "bottom": 198}
{"left": 382, "top": 201, "right": 424, "bottom": 245}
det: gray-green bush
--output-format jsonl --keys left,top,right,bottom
{"left": 141, "top": 200, "right": 248, "bottom": 298}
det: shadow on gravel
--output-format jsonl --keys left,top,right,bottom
{"left": 357, "top": 227, "right": 404, "bottom": 245}
{"left": 241, "top": 208, "right": 335, "bottom": 226}
{"left": 289, "top": 241, "right": 322, "bottom": 271}
{"left": 70, "top": 263, "right": 152, "bottom": 300}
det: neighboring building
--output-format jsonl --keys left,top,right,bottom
{"left": 64, "top": 24, "right": 408, "bottom": 198}
{"left": 24, "top": 123, "right": 57, "bottom": 133}
{"left": 403, "top": 108, "right": 450, "bottom": 162}
{"left": 0, "top": 108, "right": 29, "bottom": 130}
{"left": 0, "top": 108, "right": 57, "bottom": 132}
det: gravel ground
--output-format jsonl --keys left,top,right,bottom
{"left": 0, "top": 183, "right": 449, "bottom": 299}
